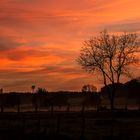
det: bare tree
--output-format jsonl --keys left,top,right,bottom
{"left": 77, "top": 30, "right": 140, "bottom": 111}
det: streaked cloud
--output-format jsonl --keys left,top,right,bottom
{"left": 0, "top": 0, "right": 139, "bottom": 91}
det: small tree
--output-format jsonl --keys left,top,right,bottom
{"left": 82, "top": 84, "right": 97, "bottom": 92}
{"left": 36, "top": 88, "right": 47, "bottom": 95}
{"left": 31, "top": 85, "right": 36, "bottom": 93}
{"left": 77, "top": 30, "right": 140, "bottom": 111}
{"left": 0, "top": 88, "right": 3, "bottom": 94}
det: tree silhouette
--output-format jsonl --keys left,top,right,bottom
{"left": 0, "top": 88, "right": 3, "bottom": 94}
{"left": 82, "top": 84, "right": 97, "bottom": 92}
{"left": 31, "top": 85, "right": 36, "bottom": 93}
{"left": 77, "top": 30, "right": 140, "bottom": 111}
{"left": 6, "top": 93, "right": 20, "bottom": 112}
{"left": 0, "top": 94, "right": 5, "bottom": 112}
{"left": 36, "top": 88, "right": 47, "bottom": 95}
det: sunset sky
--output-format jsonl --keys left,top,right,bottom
{"left": 0, "top": 0, "right": 140, "bottom": 92}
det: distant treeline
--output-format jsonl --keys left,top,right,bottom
{"left": 0, "top": 92, "right": 100, "bottom": 113}
{"left": 0, "top": 78, "right": 140, "bottom": 112}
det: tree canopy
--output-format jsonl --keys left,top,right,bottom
{"left": 78, "top": 31, "right": 140, "bottom": 85}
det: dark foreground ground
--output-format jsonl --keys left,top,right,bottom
{"left": 0, "top": 111, "right": 140, "bottom": 140}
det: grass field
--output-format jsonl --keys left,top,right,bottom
{"left": 0, "top": 111, "right": 140, "bottom": 140}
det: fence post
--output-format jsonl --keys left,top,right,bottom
{"left": 81, "top": 103, "right": 85, "bottom": 115}
{"left": 22, "top": 115, "right": 26, "bottom": 133}
{"left": 37, "top": 114, "right": 41, "bottom": 132}
{"left": 67, "top": 104, "right": 70, "bottom": 112}
{"left": 51, "top": 104, "right": 54, "bottom": 116}
{"left": 80, "top": 117, "right": 86, "bottom": 139}
{"left": 56, "top": 115, "right": 60, "bottom": 134}
{"left": 1, "top": 105, "right": 4, "bottom": 113}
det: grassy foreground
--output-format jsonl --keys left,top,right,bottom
{"left": 0, "top": 111, "right": 140, "bottom": 140}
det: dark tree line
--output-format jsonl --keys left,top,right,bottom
{"left": 1, "top": 77, "right": 140, "bottom": 113}
{"left": 0, "top": 92, "right": 101, "bottom": 113}
{"left": 0, "top": 93, "right": 20, "bottom": 113}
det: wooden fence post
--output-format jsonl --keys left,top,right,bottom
{"left": 22, "top": 115, "right": 26, "bottom": 133}
{"left": 56, "top": 115, "right": 60, "bottom": 134}
{"left": 37, "top": 114, "right": 41, "bottom": 132}
{"left": 80, "top": 117, "right": 86, "bottom": 139}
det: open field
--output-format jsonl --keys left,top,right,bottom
{"left": 0, "top": 111, "right": 140, "bottom": 140}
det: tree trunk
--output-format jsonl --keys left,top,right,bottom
{"left": 110, "top": 89, "right": 116, "bottom": 112}
{"left": 108, "top": 85, "right": 117, "bottom": 112}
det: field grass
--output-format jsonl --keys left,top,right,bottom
{"left": 0, "top": 111, "right": 140, "bottom": 140}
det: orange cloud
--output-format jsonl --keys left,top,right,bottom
{"left": 0, "top": 0, "right": 139, "bottom": 91}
